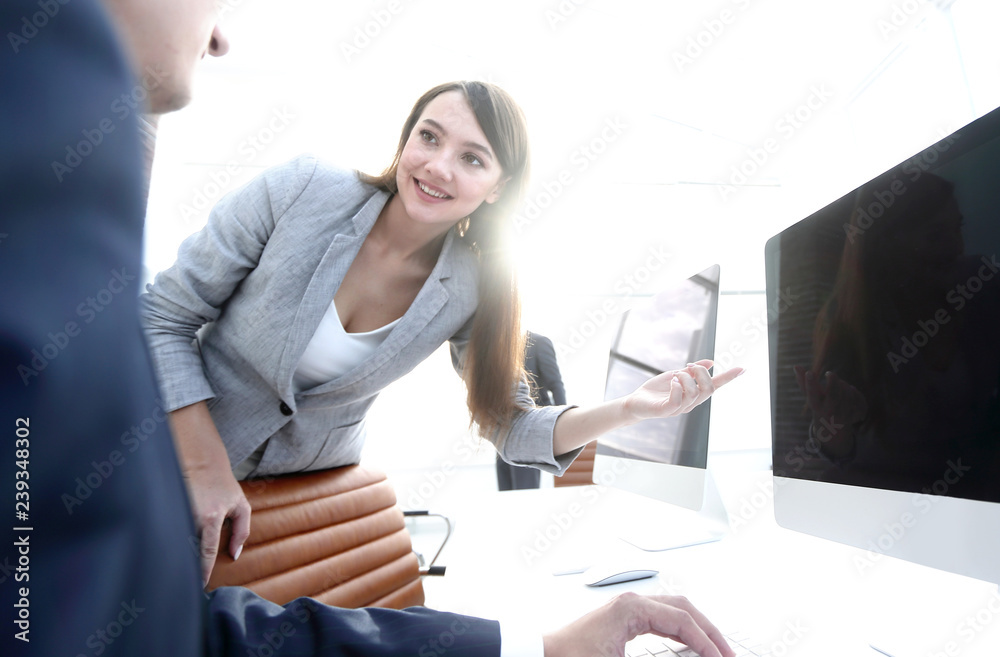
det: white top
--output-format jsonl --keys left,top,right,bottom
{"left": 292, "top": 300, "right": 399, "bottom": 393}
{"left": 233, "top": 300, "right": 398, "bottom": 479}
{"left": 241, "top": 302, "right": 542, "bottom": 654}
{"left": 295, "top": 303, "right": 542, "bottom": 657}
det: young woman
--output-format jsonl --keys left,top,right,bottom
{"left": 140, "top": 81, "right": 741, "bottom": 583}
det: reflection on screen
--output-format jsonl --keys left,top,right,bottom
{"left": 600, "top": 265, "right": 720, "bottom": 468}
{"left": 768, "top": 119, "right": 1000, "bottom": 503}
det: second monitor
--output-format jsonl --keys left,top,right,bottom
{"left": 592, "top": 264, "right": 729, "bottom": 550}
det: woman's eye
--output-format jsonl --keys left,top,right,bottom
{"left": 463, "top": 153, "right": 483, "bottom": 166}
{"left": 420, "top": 130, "right": 436, "bottom": 143}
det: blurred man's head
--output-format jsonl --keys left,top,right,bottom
{"left": 102, "top": 0, "right": 230, "bottom": 114}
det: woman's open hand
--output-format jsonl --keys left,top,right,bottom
{"left": 552, "top": 359, "right": 744, "bottom": 456}
{"left": 623, "top": 359, "right": 744, "bottom": 424}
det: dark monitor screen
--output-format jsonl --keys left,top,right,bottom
{"left": 766, "top": 108, "right": 1000, "bottom": 504}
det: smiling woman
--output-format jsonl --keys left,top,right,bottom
{"left": 139, "top": 80, "right": 551, "bottom": 584}
{"left": 139, "top": 78, "right": 739, "bottom": 587}
{"left": 358, "top": 81, "right": 532, "bottom": 437}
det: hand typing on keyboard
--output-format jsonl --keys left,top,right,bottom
{"left": 542, "top": 592, "right": 736, "bottom": 657}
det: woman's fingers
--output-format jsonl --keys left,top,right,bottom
{"left": 229, "top": 499, "right": 252, "bottom": 562}
{"left": 198, "top": 510, "right": 224, "bottom": 586}
{"left": 710, "top": 364, "right": 744, "bottom": 388}
{"left": 675, "top": 370, "right": 701, "bottom": 406}
{"left": 688, "top": 359, "right": 744, "bottom": 389}
{"left": 630, "top": 360, "right": 744, "bottom": 423}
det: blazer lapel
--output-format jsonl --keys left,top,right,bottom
{"left": 300, "top": 228, "right": 461, "bottom": 396}
{"left": 274, "top": 190, "right": 389, "bottom": 400}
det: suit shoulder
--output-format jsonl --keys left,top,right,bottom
{"left": 534, "top": 334, "right": 555, "bottom": 348}
{"left": 262, "top": 154, "right": 380, "bottom": 220}
{"left": 309, "top": 156, "right": 371, "bottom": 189}
{"left": 302, "top": 155, "right": 381, "bottom": 209}
{"left": 262, "top": 154, "right": 373, "bottom": 196}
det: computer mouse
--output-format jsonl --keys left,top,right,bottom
{"left": 582, "top": 565, "right": 659, "bottom": 587}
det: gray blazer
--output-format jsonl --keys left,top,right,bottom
{"left": 140, "top": 155, "right": 578, "bottom": 477}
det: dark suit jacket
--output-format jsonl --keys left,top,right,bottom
{"left": 525, "top": 332, "right": 567, "bottom": 407}
{"left": 0, "top": 1, "right": 500, "bottom": 655}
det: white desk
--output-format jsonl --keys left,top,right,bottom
{"left": 411, "top": 461, "right": 1000, "bottom": 657}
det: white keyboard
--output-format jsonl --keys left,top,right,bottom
{"left": 625, "top": 629, "right": 770, "bottom": 657}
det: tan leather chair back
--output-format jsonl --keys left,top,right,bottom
{"left": 207, "top": 465, "right": 424, "bottom": 609}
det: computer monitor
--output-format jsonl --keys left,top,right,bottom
{"left": 765, "top": 105, "right": 1000, "bottom": 589}
{"left": 592, "top": 264, "right": 729, "bottom": 550}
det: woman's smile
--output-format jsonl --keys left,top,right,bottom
{"left": 414, "top": 177, "right": 454, "bottom": 201}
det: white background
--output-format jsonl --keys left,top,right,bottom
{"left": 144, "top": 0, "right": 1000, "bottom": 496}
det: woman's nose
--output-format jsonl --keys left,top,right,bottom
{"left": 423, "top": 152, "right": 453, "bottom": 181}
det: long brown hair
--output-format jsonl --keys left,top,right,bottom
{"left": 359, "top": 81, "right": 532, "bottom": 438}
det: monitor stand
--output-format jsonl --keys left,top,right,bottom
{"left": 545, "top": 467, "right": 731, "bottom": 577}
{"left": 616, "top": 467, "right": 730, "bottom": 552}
